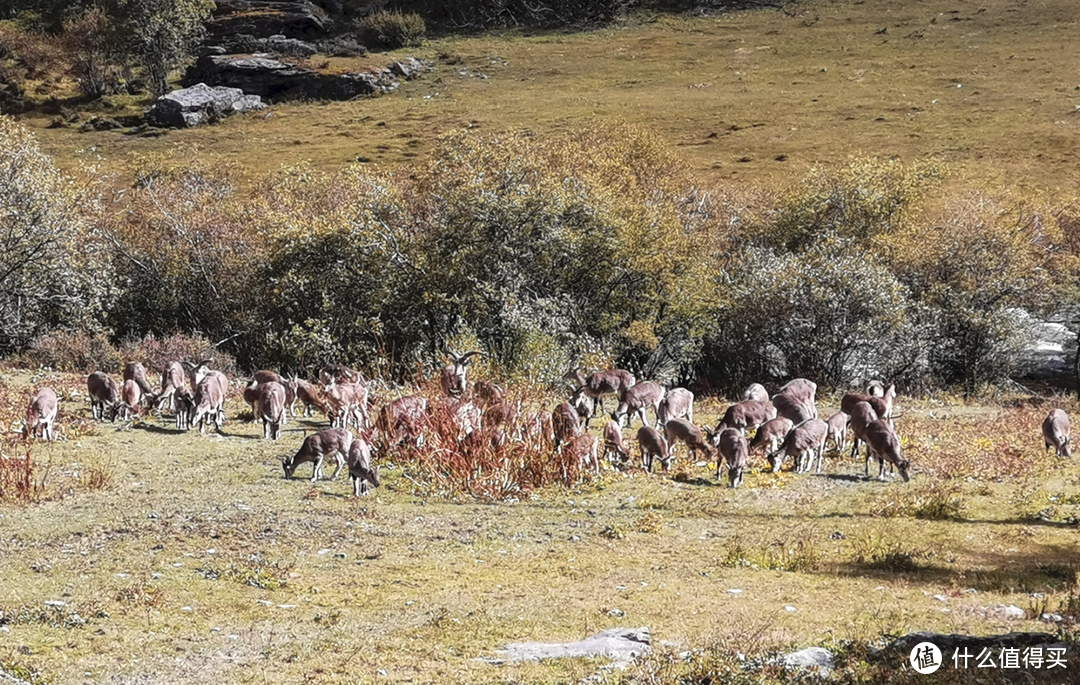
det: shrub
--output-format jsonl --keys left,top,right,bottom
{"left": 61, "top": 7, "right": 125, "bottom": 98}
{"left": 356, "top": 10, "right": 425, "bottom": 50}
{"left": 703, "top": 239, "right": 915, "bottom": 389}
{"left": 753, "top": 157, "right": 946, "bottom": 253}
{"left": 102, "top": 158, "right": 261, "bottom": 369}
{"left": 0, "top": 117, "right": 113, "bottom": 356}
{"left": 256, "top": 125, "right": 718, "bottom": 383}
{"left": 21, "top": 330, "right": 121, "bottom": 373}
{"left": 888, "top": 191, "right": 1061, "bottom": 387}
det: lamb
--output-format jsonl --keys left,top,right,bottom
{"left": 715, "top": 399, "right": 776, "bottom": 436}
{"left": 552, "top": 401, "right": 581, "bottom": 451}
{"left": 191, "top": 370, "right": 228, "bottom": 434}
{"left": 741, "top": 383, "right": 770, "bottom": 403}
{"left": 346, "top": 437, "right": 380, "bottom": 496}
{"left": 840, "top": 384, "right": 896, "bottom": 424}
{"left": 122, "top": 361, "right": 155, "bottom": 399}
{"left": 637, "top": 426, "right": 670, "bottom": 473}
{"left": 282, "top": 427, "right": 353, "bottom": 482}
{"left": 1042, "top": 408, "right": 1072, "bottom": 457}
{"left": 602, "top": 419, "right": 628, "bottom": 464}
{"left": 716, "top": 427, "right": 749, "bottom": 487}
{"left": 770, "top": 418, "right": 828, "bottom": 474}
{"left": 374, "top": 395, "right": 429, "bottom": 450}
{"left": 748, "top": 417, "right": 794, "bottom": 459}
{"left": 116, "top": 379, "right": 143, "bottom": 421}
{"left": 563, "top": 434, "right": 600, "bottom": 477}
{"left": 25, "top": 387, "right": 58, "bottom": 441}
{"left": 565, "top": 368, "right": 637, "bottom": 417}
{"left": 847, "top": 401, "right": 879, "bottom": 470}
{"left": 156, "top": 361, "right": 187, "bottom": 411}
{"left": 87, "top": 371, "right": 120, "bottom": 422}
{"left": 570, "top": 389, "right": 597, "bottom": 429}
{"left": 257, "top": 381, "right": 287, "bottom": 440}
{"left": 862, "top": 419, "right": 910, "bottom": 481}
{"left": 612, "top": 381, "right": 665, "bottom": 428}
{"left": 771, "top": 391, "right": 816, "bottom": 424}
{"left": 289, "top": 377, "right": 328, "bottom": 418}
{"left": 664, "top": 418, "right": 714, "bottom": 463}
{"left": 825, "top": 411, "right": 849, "bottom": 453}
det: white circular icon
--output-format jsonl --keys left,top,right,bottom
{"left": 910, "top": 641, "right": 942, "bottom": 674}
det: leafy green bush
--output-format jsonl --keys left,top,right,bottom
{"left": 357, "top": 10, "right": 425, "bottom": 50}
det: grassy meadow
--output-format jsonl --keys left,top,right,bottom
{"left": 1, "top": 369, "right": 1079, "bottom": 683}
{"left": 15, "top": 0, "right": 1080, "bottom": 193}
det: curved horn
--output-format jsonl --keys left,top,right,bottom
{"left": 458, "top": 351, "right": 484, "bottom": 366}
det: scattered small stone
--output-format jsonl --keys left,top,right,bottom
{"left": 784, "top": 605, "right": 797, "bottom": 612}
{"left": 334, "top": 552, "right": 347, "bottom": 559}
{"left": 963, "top": 588, "right": 978, "bottom": 594}
{"left": 727, "top": 589, "right": 743, "bottom": 594}
{"left": 933, "top": 594, "right": 948, "bottom": 602}
{"left": 206, "top": 549, "right": 216, "bottom": 555}
{"left": 277, "top": 605, "right": 296, "bottom": 609}
{"left": 317, "top": 549, "right": 331, "bottom": 555}
{"left": 257, "top": 600, "right": 273, "bottom": 606}
{"left": 986, "top": 604, "right": 1026, "bottom": 620}
{"left": 607, "top": 608, "right": 625, "bottom": 617}
{"left": 181, "top": 607, "right": 192, "bottom": 612}
{"left": 44, "top": 600, "right": 66, "bottom": 608}
{"left": 1041, "top": 613, "right": 1064, "bottom": 623}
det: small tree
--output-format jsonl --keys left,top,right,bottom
{"left": 107, "top": 0, "right": 214, "bottom": 97}
{"left": 63, "top": 6, "right": 123, "bottom": 98}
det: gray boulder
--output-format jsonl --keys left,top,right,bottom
{"left": 783, "top": 647, "right": 835, "bottom": 676}
{"left": 144, "top": 83, "right": 266, "bottom": 128}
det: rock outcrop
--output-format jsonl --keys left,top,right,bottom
{"left": 209, "top": 0, "right": 332, "bottom": 39}
{"left": 144, "top": 83, "right": 267, "bottom": 128}
{"left": 185, "top": 55, "right": 429, "bottom": 102}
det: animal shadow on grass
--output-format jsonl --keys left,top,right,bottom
{"left": 133, "top": 422, "right": 187, "bottom": 436}
{"left": 820, "top": 473, "right": 866, "bottom": 483}
{"left": 672, "top": 472, "right": 723, "bottom": 487}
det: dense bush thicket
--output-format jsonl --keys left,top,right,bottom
{"left": 1, "top": 116, "right": 1073, "bottom": 392}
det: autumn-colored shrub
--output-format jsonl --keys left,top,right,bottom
{"left": 0, "top": 117, "right": 112, "bottom": 356}
{"left": 20, "top": 330, "right": 121, "bottom": 373}
{"left": 103, "top": 158, "right": 262, "bottom": 369}
{"left": 256, "top": 124, "right": 718, "bottom": 384}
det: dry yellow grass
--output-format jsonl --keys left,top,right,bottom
{"left": 14, "top": 0, "right": 1080, "bottom": 194}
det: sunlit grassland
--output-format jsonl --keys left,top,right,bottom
{"left": 16, "top": 0, "right": 1080, "bottom": 193}
{"left": 1, "top": 370, "right": 1078, "bottom": 683}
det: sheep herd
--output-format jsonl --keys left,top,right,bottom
{"left": 18, "top": 359, "right": 1075, "bottom": 497}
